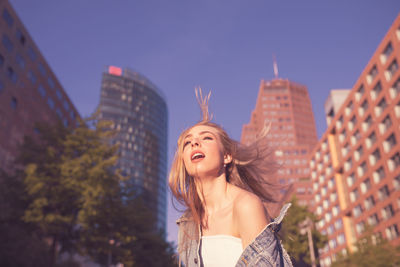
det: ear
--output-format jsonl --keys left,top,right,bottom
{"left": 224, "top": 154, "right": 232, "bottom": 165}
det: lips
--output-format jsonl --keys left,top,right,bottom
{"left": 191, "top": 150, "right": 205, "bottom": 161}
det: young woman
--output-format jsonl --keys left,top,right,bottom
{"left": 169, "top": 89, "right": 292, "bottom": 267}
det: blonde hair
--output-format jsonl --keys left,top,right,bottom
{"left": 169, "top": 88, "right": 284, "bottom": 228}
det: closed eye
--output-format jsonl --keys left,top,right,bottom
{"left": 183, "top": 140, "right": 191, "bottom": 147}
{"left": 203, "top": 136, "right": 213, "bottom": 140}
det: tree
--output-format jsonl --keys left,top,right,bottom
{"left": 331, "top": 229, "right": 400, "bottom": 267}
{"left": 0, "top": 169, "right": 52, "bottom": 266}
{"left": 280, "top": 196, "right": 328, "bottom": 267}
{"left": 0, "top": 117, "right": 177, "bottom": 266}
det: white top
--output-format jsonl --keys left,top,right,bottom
{"left": 201, "top": 235, "right": 243, "bottom": 267}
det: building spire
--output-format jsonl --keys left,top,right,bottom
{"left": 273, "top": 54, "right": 279, "bottom": 79}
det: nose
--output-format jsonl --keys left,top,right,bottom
{"left": 191, "top": 138, "right": 200, "bottom": 147}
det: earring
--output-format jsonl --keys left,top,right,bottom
{"left": 224, "top": 164, "right": 226, "bottom": 168}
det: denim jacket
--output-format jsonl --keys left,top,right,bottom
{"left": 176, "top": 203, "right": 293, "bottom": 267}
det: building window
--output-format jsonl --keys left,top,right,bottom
{"left": 362, "top": 115, "right": 373, "bottom": 133}
{"left": 7, "top": 66, "right": 17, "bottom": 83}
{"left": 38, "top": 62, "right": 46, "bottom": 76}
{"left": 2, "top": 8, "right": 13, "bottom": 27}
{"left": 385, "top": 60, "right": 398, "bottom": 81}
{"left": 345, "top": 101, "right": 353, "bottom": 116}
{"left": 353, "top": 205, "right": 363, "bottom": 217}
{"left": 375, "top": 97, "right": 387, "bottom": 117}
{"left": 381, "top": 42, "right": 393, "bottom": 64}
{"left": 355, "top": 145, "right": 363, "bottom": 161}
{"left": 356, "top": 221, "right": 366, "bottom": 234}
{"left": 357, "top": 161, "right": 367, "bottom": 178}
{"left": 10, "top": 97, "right": 17, "bottom": 109}
{"left": 390, "top": 77, "right": 400, "bottom": 99}
{"left": 386, "top": 225, "right": 399, "bottom": 241}
{"left": 2, "top": 34, "right": 13, "bottom": 52}
{"left": 56, "top": 89, "right": 63, "bottom": 100}
{"left": 364, "top": 195, "right": 375, "bottom": 210}
{"left": 339, "top": 129, "right": 346, "bottom": 143}
{"left": 368, "top": 213, "right": 379, "bottom": 226}
{"left": 393, "top": 175, "right": 400, "bottom": 190}
{"left": 371, "top": 82, "right": 382, "bottom": 100}
{"left": 56, "top": 108, "right": 62, "bottom": 119}
{"left": 379, "top": 115, "right": 392, "bottom": 135}
{"left": 47, "top": 97, "right": 54, "bottom": 109}
{"left": 347, "top": 173, "right": 355, "bottom": 187}
{"left": 338, "top": 234, "right": 346, "bottom": 245}
{"left": 0, "top": 80, "right": 4, "bottom": 94}
{"left": 388, "top": 152, "right": 400, "bottom": 172}
{"left": 0, "top": 53, "right": 4, "bottom": 66}
{"left": 351, "top": 130, "right": 361, "bottom": 146}
{"left": 48, "top": 77, "right": 55, "bottom": 89}
{"left": 369, "top": 148, "right": 381, "bottom": 166}
{"left": 27, "top": 70, "right": 37, "bottom": 84}
{"left": 382, "top": 204, "right": 394, "bottom": 220}
{"left": 373, "top": 166, "right": 386, "bottom": 184}
{"left": 344, "top": 157, "right": 352, "bottom": 172}
{"left": 367, "top": 65, "right": 378, "bottom": 84}
{"left": 361, "top": 178, "right": 371, "bottom": 194}
{"left": 336, "top": 115, "right": 343, "bottom": 129}
{"left": 366, "top": 131, "right": 376, "bottom": 149}
{"left": 15, "top": 29, "right": 26, "bottom": 45}
{"left": 27, "top": 46, "right": 37, "bottom": 61}
{"left": 38, "top": 85, "right": 46, "bottom": 97}
{"left": 350, "top": 188, "right": 359, "bottom": 203}
{"left": 342, "top": 142, "right": 349, "bottom": 157}
{"left": 15, "top": 53, "right": 25, "bottom": 69}
{"left": 378, "top": 185, "right": 390, "bottom": 201}
{"left": 383, "top": 134, "right": 397, "bottom": 153}
{"left": 335, "top": 219, "right": 343, "bottom": 230}
{"left": 355, "top": 84, "right": 365, "bottom": 101}
{"left": 63, "top": 100, "right": 70, "bottom": 111}
{"left": 348, "top": 115, "right": 357, "bottom": 131}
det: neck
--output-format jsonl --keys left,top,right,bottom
{"left": 197, "top": 172, "right": 232, "bottom": 214}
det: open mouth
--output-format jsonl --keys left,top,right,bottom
{"left": 191, "top": 152, "right": 205, "bottom": 161}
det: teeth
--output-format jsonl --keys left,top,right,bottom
{"left": 192, "top": 153, "right": 204, "bottom": 160}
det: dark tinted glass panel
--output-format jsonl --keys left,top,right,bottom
{"left": 38, "top": 85, "right": 46, "bottom": 97}
{"left": 38, "top": 62, "right": 46, "bottom": 76}
{"left": 2, "top": 34, "right": 13, "bottom": 52}
{"left": 47, "top": 97, "right": 54, "bottom": 109}
{"left": 15, "top": 53, "right": 25, "bottom": 69}
{"left": 27, "top": 46, "right": 37, "bottom": 61}
{"left": 15, "top": 29, "right": 25, "bottom": 45}
{"left": 2, "top": 8, "right": 13, "bottom": 27}
{"left": 11, "top": 97, "right": 17, "bottom": 109}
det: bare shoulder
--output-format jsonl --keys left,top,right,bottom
{"left": 231, "top": 186, "right": 268, "bottom": 248}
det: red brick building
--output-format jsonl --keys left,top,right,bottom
{"left": 0, "top": 0, "right": 79, "bottom": 172}
{"left": 310, "top": 13, "right": 400, "bottom": 266}
{"left": 241, "top": 78, "right": 318, "bottom": 207}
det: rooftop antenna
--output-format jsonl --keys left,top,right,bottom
{"left": 272, "top": 54, "right": 279, "bottom": 79}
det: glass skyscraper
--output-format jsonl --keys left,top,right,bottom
{"left": 98, "top": 66, "right": 168, "bottom": 230}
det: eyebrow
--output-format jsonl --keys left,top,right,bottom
{"left": 183, "top": 131, "right": 216, "bottom": 140}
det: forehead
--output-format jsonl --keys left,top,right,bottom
{"left": 183, "top": 125, "right": 218, "bottom": 139}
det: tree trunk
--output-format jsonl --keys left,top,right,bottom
{"left": 50, "top": 236, "right": 58, "bottom": 267}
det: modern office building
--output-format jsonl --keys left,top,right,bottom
{"left": 310, "top": 14, "right": 400, "bottom": 266}
{"left": 98, "top": 66, "right": 168, "bottom": 230}
{"left": 0, "top": 0, "right": 79, "bottom": 172}
{"left": 241, "top": 77, "right": 318, "bottom": 207}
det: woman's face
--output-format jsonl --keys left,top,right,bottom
{"left": 182, "top": 125, "right": 230, "bottom": 178}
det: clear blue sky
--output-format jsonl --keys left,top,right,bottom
{"left": 9, "top": 0, "right": 400, "bottom": 243}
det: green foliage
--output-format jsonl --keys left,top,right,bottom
{"left": 0, "top": 169, "right": 52, "bottom": 266}
{"left": 281, "top": 196, "right": 328, "bottom": 267}
{"left": 0, "top": 117, "right": 177, "bottom": 267}
{"left": 331, "top": 229, "right": 400, "bottom": 267}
